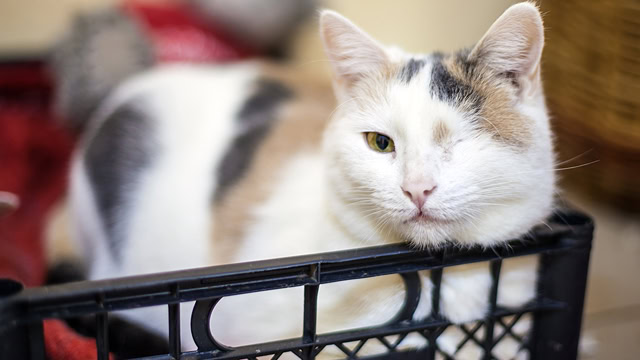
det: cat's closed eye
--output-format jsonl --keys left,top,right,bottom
{"left": 365, "top": 132, "right": 395, "bottom": 153}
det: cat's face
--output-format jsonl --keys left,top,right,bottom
{"left": 321, "top": 3, "right": 555, "bottom": 247}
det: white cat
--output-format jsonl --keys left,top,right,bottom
{"left": 58, "top": 3, "right": 553, "bottom": 359}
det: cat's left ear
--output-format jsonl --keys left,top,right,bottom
{"left": 468, "top": 3, "right": 544, "bottom": 95}
{"left": 319, "top": 10, "right": 390, "bottom": 96}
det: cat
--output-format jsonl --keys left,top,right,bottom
{"left": 51, "top": 2, "right": 553, "bottom": 359}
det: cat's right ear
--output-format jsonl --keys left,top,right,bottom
{"left": 319, "top": 10, "right": 389, "bottom": 96}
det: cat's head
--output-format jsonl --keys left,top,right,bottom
{"left": 320, "top": 3, "right": 555, "bottom": 247}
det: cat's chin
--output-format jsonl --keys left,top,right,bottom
{"left": 394, "top": 221, "right": 455, "bottom": 249}
{"left": 397, "top": 212, "right": 512, "bottom": 248}
{"left": 393, "top": 211, "right": 456, "bottom": 247}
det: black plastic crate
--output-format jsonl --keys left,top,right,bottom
{"left": 0, "top": 210, "right": 593, "bottom": 360}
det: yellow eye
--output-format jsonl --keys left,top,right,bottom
{"left": 366, "top": 132, "right": 395, "bottom": 153}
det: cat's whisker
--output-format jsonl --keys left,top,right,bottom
{"left": 553, "top": 160, "right": 600, "bottom": 172}
{"left": 468, "top": 202, "right": 508, "bottom": 207}
{"left": 554, "top": 149, "right": 594, "bottom": 166}
{"left": 479, "top": 160, "right": 600, "bottom": 176}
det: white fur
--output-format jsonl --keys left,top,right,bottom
{"left": 68, "top": 4, "right": 552, "bottom": 359}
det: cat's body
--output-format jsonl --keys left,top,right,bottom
{"left": 61, "top": 3, "right": 553, "bottom": 359}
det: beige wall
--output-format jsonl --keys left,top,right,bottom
{"left": 0, "top": 0, "right": 118, "bottom": 55}
{"left": 299, "top": 0, "right": 519, "bottom": 56}
{"left": 0, "top": 0, "right": 518, "bottom": 56}
{"left": 291, "top": 0, "right": 520, "bottom": 79}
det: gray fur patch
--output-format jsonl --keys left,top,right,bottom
{"left": 454, "top": 48, "right": 476, "bottom": 77}
{"left": 399, "top": 58, "right": 425, "bottom": 83}
{"left": 214, "top": 79, "right": 293, "bottom": 202}
{"left": 84, "top": 102, "right": 155, "bottom": 260}
{"left": 430, "top": 58, "right": 482, "bottom": 113}
{"left": 51, "top": 8, "right": 154, "bottom": 132}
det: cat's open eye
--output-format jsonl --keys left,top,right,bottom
{"left": 365, "top": 132, "right": 395, "bottom": 153}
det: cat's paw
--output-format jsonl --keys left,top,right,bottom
{"left": 439, "top": 267, "right": 491, "bottom": 323}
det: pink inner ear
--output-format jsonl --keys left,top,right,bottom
{"left": 319, "top": 11, "right": 390, "bottom": 88}
{"left": 469, "top": 3, "right": 544, "bottom": 77}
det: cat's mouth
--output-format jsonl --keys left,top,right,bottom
{"left": 405, "top": 211, "right": 451, "bottom": 225}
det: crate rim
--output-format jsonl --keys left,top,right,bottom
{"left": 0, "top": 209, "right": 593, "bottom": 331}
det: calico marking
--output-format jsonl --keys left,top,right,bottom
{"left": 445, "top": 50, "right": 532, "bottom": 147}
{"left": 211, "top": 70, "right": 334, "bottom": 262}
{"left": 429, "top": 58, "right": 482, "bottom": 114}
{"left": 399, "top": 58, "right": 425, "bottom": 83}
{"left": 433, "top": 121, "right": 451, "bottom": 144}
{"left": 84, "top": 102, "right": 155, "bottom": 260}
{"left": 215, "top": 79, "right": 293, "bottom": 202}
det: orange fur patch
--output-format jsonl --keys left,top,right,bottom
{"left": 210, "top": 64, "right": 336, "bottom": 263}
{"left": 444, "top": 56, "right": 532, "bottom": 147}
{"left": 433, "top": 121, "right": 451, "bottom": 144}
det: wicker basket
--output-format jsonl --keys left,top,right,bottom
{"left": 541, "top": 0, "right": 640, "bottom": 212}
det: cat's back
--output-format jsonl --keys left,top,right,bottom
{"left": 70, "top": 61, "right": 335, "bottom": 278}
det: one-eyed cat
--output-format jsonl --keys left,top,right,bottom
{"left": 53, "top": 3, "right": 553, "bottom": 359}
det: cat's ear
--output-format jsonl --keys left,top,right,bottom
{"left": 468, "top": 3, "right": 544, "bottom": 92}
{"left": 319, "top": 10, "right": 389, "bottom": 94}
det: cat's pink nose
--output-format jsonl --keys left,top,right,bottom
{"left": 402, "top": 183, "right": 436, "bottom": 209}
